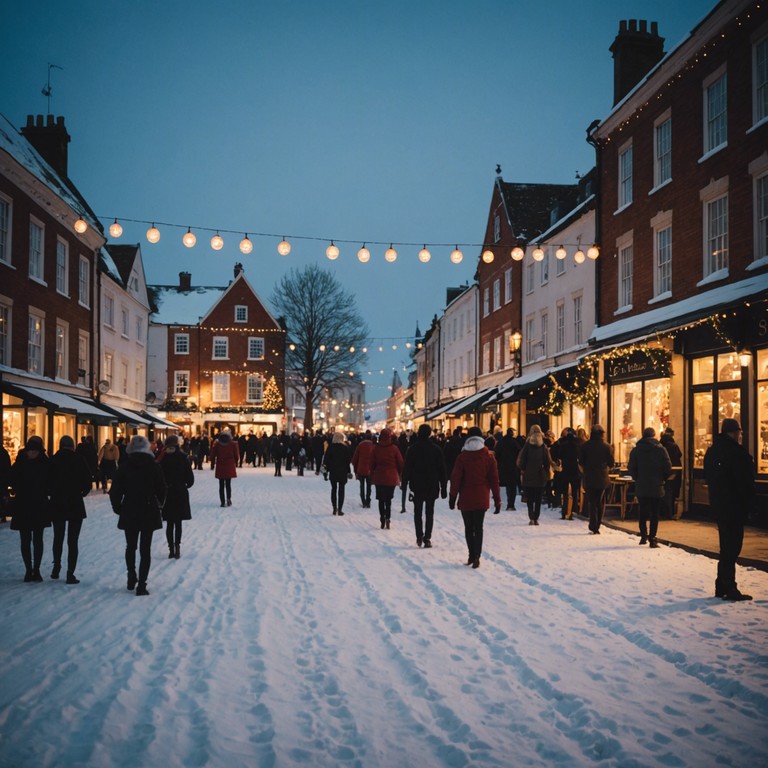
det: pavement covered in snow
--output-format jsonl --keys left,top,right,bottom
{"left": 1, "top": 465, "right": 767, "bottom": 768}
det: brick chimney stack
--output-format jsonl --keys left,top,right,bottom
{"left": 234, "top": 262, "right": 244, "bottom": 278}
{"left": 179, "top": 271, "right": 192, "bottom": 291}
{"left": 609, "top": 20, "right": 665, "bottom": 106}
{"left": 20, "top": 114, "right": 71, "bottom": 178}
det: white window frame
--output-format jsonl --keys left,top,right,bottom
{"left": 55, "top": 238, "right": 69, "bottom": 296}
{"left": 248, "top": 336, "right": 265, "bottom": 360}
{"left": 135, "top": 363, "right": 143, "bottom": 400}
{"left": 652, "top": 110, "right": 672, "bottom": 191}
{"left": 540, "top": 250, "right": 549, "bottom": 285}
{"left": 29, "top": 217, "right": 45, "bottom": 283}
{"left": 247, "top": 374, "right": 264, "bottom": 403}
{"left": 235, "top": 305, "right": 248, "bottom": 323}
{"left": 503, "top": 328, "right": 511, "bottom": 369}
{"left": 504, "top": 268, "right": 512, "bottom": 304}
{"left": 573, "top": 295, "right": 583, "bottom": 346}
{"left": 482, "top": 287, "right": 489, "bottom": 317}
{"left": 616, "top": 230, "right": 633, "bottom": 313}
{"left": 212, "top": 336, "right": 229, "bottom": 360}
{"left": 492, "top": 279, "right": 500, "bottom": 311}
{"left": 55, "top": 320, "right": 68, "bottom": 380}
{"left": 699, "top": 176, "right": 729, "bottom": 284}
{"left": 555, "top": 254, "right": 566, "bottom": 276}
{"left": 524, "top": 316, "right": 535, "bottom": 363}
{"left": 78, "top": 331, "right": 89, "bottom": 385}
{"left": 617, "top": 139, "right": 633, "bottom": 211}
{"left": 136, "top": 316, "right": 145, "bottom": 346}
{"left": 0, "top": 193, "right": 11, "bottom": 266}
{"left": 525, "top": 261, "right": 534, "bottom": 294}
{"left": 174, "top": 370, "right": 190, "bottom": 396}
{"left": 556, "top": 302, "right": 565, "bottom": 353}
{"left": 28, "top": 310, "right": 44, "bottom": 375}
{"left": 493, "top": 336, "right": 501, "bottom": 371}
{"left": 120, "top": 360, "right": 129, "bottom": 395}
{"left": 650, "top": 209, "right": 673, "bottom": 302}
{"left": 103, "top": 292, "right": 115, "bottom": 329}
{"left": 174, "top": 333, "right": 190, "bottom": 355}
{"left": 702, "top": 66, "right": 727, "bottom": 158}
{"left": 121, "top": 306, "right": 130, "bottom": 338}
{"left": 749, "top": 153, "right": 768, "bottom": 267}
{"left": 0, "top": 297, "right": 12, "bottom": 367}
{"left": 540, "top": 312, "right": 548, "bottom": 358}
{"left": 212, "top": 373, "right": 230, "bottom": 402}
{"left": 103, "top": 351, "right": 113, "bottom": 386}
{"left": 482, "top": 341, "right": 490, "bottom": 374}
{"left": 754, "top": 32, "right": 768, "bottom": 127}
{"left": 493, "top": 213, "right": 501, "bottom": 243}
{"left": 78, "top": 256, "right": 90, "bottom": 308}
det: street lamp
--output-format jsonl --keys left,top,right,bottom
{"left": 510, "top": 330, "right": 522, "bottom": 377}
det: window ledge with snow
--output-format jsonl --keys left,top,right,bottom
{"left": 648, "top": 291, "right": 672, "bottom": 306}
{"left": 746, "top": 256, "right": 768, "bottom": 271}
{"left": 648, "top": 179, "right": 672, "bottom": 196}
{"left": 613, "top": 305, "right": 633, "bottom": 316}
{"left": 698, "top": 143, "right": 727, "bottom": 164}
{"left": 696, "top": 269, "right": 729, "bottom": 288}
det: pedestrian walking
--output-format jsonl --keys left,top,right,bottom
{"left": 48, "top": 435, "right": 91, "bottom": 583}
{"left": 370, "top": 428, "right": 404, "bottom": 530}
{"left": 401, "top": 424, "right": 447, "bottom": 548}
{"left": 449, "top": 426, "right": 500, "bottom": 569}
{"left": 210, "top": 429, "right": 239, "bottom": 505}
{"left": 0, "top": 443, "right": 11, "bottom": 523}
{"left": 443, "top": 426, "right": 465, "bottom": 479}
{"left": 98, "top": 438, "right": 120, "bottom": 493}
{"left": 628, "top": 427, "right": 672, "bottom": 548}
{"left": 271, "top": 434, "right": 284, "bottom": 477}
{"left": 352, "top": 430, "right": 375, "bottom": 508}
{"left": 494, "top": 428, "right": 521, "bottom": 510}
{"left": 516, "top": 425, "right": 556, "bottom": 525}
{"left": 109, "top": 435, "right": 167, "bottom": 596}
{"left": 323, "top": 431, "right": 352, "bottom": 515}
{"left": 76, "top": 435, "right": 99, "bottom": 490}
{"left": 159, "top": 434, "right": 195, "bottom": 559}
{"left": 550, "top": 428, "right": 582, "bottom": 520}
{"left": 194, "top": 434, "right": 210, "bottom": 470}
{"left": 703, "top": 418, "right": 756, "bottom": 601}
{"left": 9, "top": 436, "right": 51, "bottom": 582}
{"left": 578, "top": 424, "right": 615, "bottom": 534}
{"left": 660, "top": 428, "right": 683, "bottom": 519}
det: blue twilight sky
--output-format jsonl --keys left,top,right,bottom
{"left": 1, "top": 0, "right": 714, "bottom": 415}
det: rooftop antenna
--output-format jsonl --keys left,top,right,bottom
{"left": 42, "top": 63, "right": 63, "bottom": 113}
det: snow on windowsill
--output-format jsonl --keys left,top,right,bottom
{"left": 746, "top": 256, "right": 768, "bottom": 271}
{"left": 698, "top": 142, "right": 727, "bottom": 164}
{"left": 648, "top": 291, "right": 672, "bottom": 306}
{"left": 696, "top": 269, "right": 729, "bottom": 288}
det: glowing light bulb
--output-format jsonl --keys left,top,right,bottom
{"left": 482, "top": 249, "right": 494, "bottom": 263}
{"left": 278, "top": 239, "right": 291, "bottom": 256}
{"left": 74, "top": 217, "right": 88, "bottom": 234}
{"left": 211, "top": 232, "right": 224, "bottom": 250}
{"left": 418, "top": 246, "right": 431, "bottom": 263}
{"left": 146, "top": 224, "right": 161, "bottom": 243}
{"left": 511, "top": 246, "right": 524, "bottom": 261}
{"left": 183, "top": 228, "right": 197, "bottom": 248}
{"left": 555, "top": 245, "right": 567, "bottom": 260}
{"left": 532, "top": 247, "right": 544, "bottom": 262}
{"left": 109, "top": 219, "right": 123, "bottom": 238}
{"left": 587, "top": 245, "right": 600, "bottom": 260}
{"left": 289, "top": 343, "right": 296, "bottom": 351}
{"left": 239, "top": 235, "right": 253, "bottom": 254}
{"left": 326, "top": 242, "right": 339, "bottom": 260}
{"left": 319, "top": 344, "right": 326, "bottom": 351}
{"left": 450, "top": 247, "right": 463, "bottom": 264}
{"left": 385, "top": 244, "right": 397, "bottom": 263}
{"left": 574, "top": 249, "right": 586, "bottom": 264}
{"left": 349, "top": 346, "right": 355, "bottom": 353}
{"left": 357, "top": 244, "right": 370, "bottom": 262}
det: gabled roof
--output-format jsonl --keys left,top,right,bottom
{"left": 105, "top": 244, "right": 140, "bottom": 286}
{"left": 148, "top": 284, "right": 227, "bottom": 325}
{"left": 99, "top": 248, "right": 124, "bottom": 286}
{"left": 199, "top": 270, "right": 281, "bottom": 329}
{"left": 496, "top": 178, "right": 579, "bottom": 242}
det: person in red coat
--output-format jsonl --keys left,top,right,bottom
{"left": 370, "top": 428, "right": 404, "bottom": 529}
{"left": 210, "top": 429, "right": 239, "bottom": 508}
{"left": 351, "top": 430, "right": 375, "bottom": 508}
{"left": 449, "top": 426, "right": 501, "bottom": 569}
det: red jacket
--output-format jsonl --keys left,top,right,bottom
{"left": 211, "top": 434, "right": 239, "bottom": 479}
{"left": 450, "top": 436, "right": 501, "bottom": 512}
{"left": 352, "top": 439, "right": 375, "bottom": 477}
{"left": 370, "top": 430, "right": 404, "bottom": 487}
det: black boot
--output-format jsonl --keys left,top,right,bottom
{"left": 51, "top": 562, "right": 61, "bottom": 579}
{"left": 127, "top": 570, "right": 138, "bottom": 591}
{"left": 168, "top": 545, "right": 175, "bottom": 559}
{"left": 66, "top": 572, "right": 80, "bottom": 584}
{"left": 24, "top": 569, "right": 33, "bottom": 582}
{"left": 31, "top": 568, "right": 43, "bottom": 582}
{"left": 136, "top": 582, "right": 150, "bottom": 596}
{"left": 174, "top": 543, "right": 181, "bottom": 559}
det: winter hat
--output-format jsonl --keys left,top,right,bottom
{"left": 528, "top": 425, "right": 543, "bottom": 437}
{"left": 165, "top": 434, "right": 180, "bottom": 448}
{"left": 721, "top": 418, "right": 741, "bottom": 435}
{"left": 380, "top": 428, "right": 393, "bottom": 441}
{"left": 59, "top": 435, "right": 75, "bottom": 450}
{"left": 25, "top": 435, "right": 44, "bottom": 452}
{"left": 467, "top": 426, "right": 483, "bottom": 438}
{"left": 417, "top": 424, "right": 432, "bottom": 439}
{"left": 664, "top": 428, "right": 674, "bottom": 436}
{"left": 126, "top": 435, "right": 154, "bottom": 456}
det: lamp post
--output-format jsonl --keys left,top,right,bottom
{"left": 510, "top": 330, "right": 522, "bottom": 378}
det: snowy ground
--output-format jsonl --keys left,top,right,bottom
{"left": 1, "top": 465, "right": 767, "bottom": 768}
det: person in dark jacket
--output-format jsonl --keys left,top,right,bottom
{"left": 401, "top": 424, "right": 447, "bottom": 548}
{"left": 351, "top": 430, "right": 374, "bottom": 508}
{"left": 494, "top": 428, "right": 521, "bottom": 510}
{"left": 578, "top": 424, "right": 615, "bottom": 534}
{"left": 370, "top": 428, "right": 404, "bottom": 529}
{"left": 660, "top": 428, "right": 683, "bottom": 519}
{"left": 323, "top": 431, "right": 352, "bottom": 515}
{"left": 704, "top": 418, "right": 756, "bottom": 601}
{"left": 210, "top": 429, "right": 239, "bottom": 505}
{"left": 628, "top": 427, "right": 672, "bottom": 548}
{"left": 194, "top": 434, "right": 210, "bottom": 470}
{"left": 160, "top": 434, "right": 195, "bottom": 559}
{"left": 271, "top": 434, "right": 284, "bottom": 477}
{"left": 516, "top": 425, "right": 555, "bottom": 525}
{"left": 110, "top": 435, "right": 167, "bottom": 596}
{"left": 10, "top": 436, "right": 51, "bottom": 582}
{"left": 311, "top": 430, "right": 326, "bottom": 474}
{"left": 0, "top": 443, "right": 11, "bottom": 522}
{"left": 551, "top": 428, "right": 582, "bottom": 520}
{"left": 449, "top": 426, "right": 501, "bottom": 569}
{"left": 48, "top": 435, "right": 91, "bottom": 583}
{"left": 443, "top": 427, "right": 465, "bottom": 479}
{"left": 76, "top": 435, "right": 99, "bottom": 490}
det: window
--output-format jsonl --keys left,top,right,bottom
{"left": 55, "top": 322, "right": 67, "bottom": 379}
{"left": 212, "top": 336, "right": 229, "bottom": 359}
{"left": 174, "top": 371, "right": 190, "bottom": 396}
{"left": 0, "top": 195, "right": 10, "bottom": 265}
{"left": 756, "top": 35, "right": 768, "bottom": 125}
{"left": 705, "top": 195, "right": 729, "bottom": 277}
{"left": 212, "top": 373, "right": 230, "bottom": 402}
{"left": 556, "top": 253, "right": 566, "bottom": 276}
{"left": 556, "top": 302, "right": 565, "bottom": 353}
{"left": 573, "top": 296, "right": 583, "bottom": 345}
{"left": 247, "top": 374, "right": 264, "bottom": 403}
{"left": 524, "top": 317, "right": 535, "bottom": 363}
{"left": 0, "top": 301, "right": 10, "bottom": 366}
{"left": 525, "top": 261, "right": 534, "bottom": 294}
{"left": 78, "top": 257, "right": 90, "bottom": 307}
{"left": 757, "top": 173, "right": 768, "bottom": 262}
{"left": 104, "top": 293, "right": 115, "bottom": 328}
{"left": 493, "top": 213, "right": 501, "bottom": 243}
{"left": 78, "top": 332, "right": 89, "bottom": 385}
{"left": 617, "top": 234, "right": 633, "bottom": 310}
{"left": 540, "top": 312, "right": 548, "bottom": 357}
{"left": 492, "top": 279, "right": 500, "bottom": 311}
{"left": 503, "top": 329, "right": 511, "bottom": 369}
{"left": 121, "top": 307, "right": 130, "bottom": 338}
{"left": 29, "top": 219, "right": 44, "bottom": 281}
{"left": 618, "top": 141, "right": 633, "bottom": 209}
{"left": 703, "top": 69, "right": 727, "bottom": 155}
{"left": 654, "top": 113, "right": 672, "bottom": 188}
{"left": 650, "top": 209, "right": 673, "bottom": 300}
{"left": 248, "top": 337, "right": 265, "bottom": 360}
{"left": 103, "top": 351, "right": 113, "bottom": 385}
{"left": 466, "top": 350, "right": 472, "bottom": 380}
{"left": 135, "top": 364, "right": 143, "bottom": 400}
{"left": 56, "top": 239, "right": 68, "bottom": 295}
{"left": 504, "top": 268, "right": 512, "bottom": 304}
{"left": 28, "top": 313, "right": 43, "bottom": 374}
{"left": 482, "top": 341, "right": 490, "bottom": 374}
{"left": 235, "top": 305, "right": 248, "bottom": 323}
{"left": 174, "top": 333, "right": 190, "bottom": 355}
{"left": 136, "top": 317, "right": 144, "bottom": 345}
{"left": 493, "top": 337, "right": 501, "bottom": 371}
{"left": 120, "top": 361, "right": 129, "bottom": 395}
{"left": 482, "top": 287, "right": 489, "bottom": 317}
{"left": 541, "top": 250, "right": 549, "bottom": 285}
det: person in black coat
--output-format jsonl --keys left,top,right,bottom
{"left": 660, "top": 428, "right": 683, "bottom": 519}
{"left": 10, "top": 436, "right": 51, "bottom": 582}
{"left": 76, "top": 435, "right": 99, "bottom": 490}
{"left": 109, "top": 435, "right": 167, "bottom": 596}
{"left": 703, "top": 418, "right": 756, "bottom": 601}
{"left": 401, "top": 424, "right": 447, "bottom": 548}
{"left": 550, "top": 429, "right": 582, "bottom": 520}
{"left": 323, "top": 431, "right": 352, "bottom": 515}
{"left": 311, "top": 430, "right": 326, "bottom": 474}
{"left": 159, "top": 434, "right": 194, "bottom": 559}
{"left": 443, "top": 427, "right": 465, "bottom": 478}
{"left": 0, "top": 443, "right": 11, "bottom": 522}
{"left": 48, "top": 435, "right": 92, "bottom": 583}
{"left": 494, "top": 428, "right": 522, "bottom": 511}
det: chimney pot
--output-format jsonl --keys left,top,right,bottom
{"left": 179, "top": 271, "right": 192, "bottom": 291}
{"left": 36, "top": 114, "right": 44, "bottom": 127}
{"left": 21, "top": 114, "right": 72, "bottom": 178}
{"left": 46, "top": 114, "right": 54, "bottom": 126}
{"left": 25, "top": 115, "right": 34, "bottom": 128}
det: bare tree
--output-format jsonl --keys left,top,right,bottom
{"left": 271, "top": 265, "right": 369, "bottom": 429}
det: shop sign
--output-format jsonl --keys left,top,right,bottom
{"left": 605, "top": 350, "right": 667, "bottom": 383}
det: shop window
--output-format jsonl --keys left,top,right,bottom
{"left": 611, "top": 378, "right": 670, "bottom": 466}
{"left": 757, "top": 348, "right": 768, "bottom": 475}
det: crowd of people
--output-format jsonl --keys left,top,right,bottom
{"left": 0, "top": 417, "right": 756, "bottom": 599}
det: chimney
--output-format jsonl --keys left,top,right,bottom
{"left": 20, "top": 114, "right": 71, "bottom": 178}
{"left": 234, "top": 262, "right": 244, "bottom": 278}
{"left": 179, "top": 271, "right": 192, "bottom": 291}
{"left": 609, "top": 20, "right": 665, "bottom": 105}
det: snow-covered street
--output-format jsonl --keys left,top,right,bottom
{"left": 1, "top": 466, "right": 767, "bottom": 768}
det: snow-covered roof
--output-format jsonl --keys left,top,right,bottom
{"left": 149, "top": 285, "right": 227, "bottom": 325}
{"left": 99, "top": 247, "right": 123, "bottom": 286}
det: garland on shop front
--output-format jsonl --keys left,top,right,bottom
{"left": 583, "top": 343, "right": 671, "bottom": 377}
{"left": 537, "top": 362, "right": 599, "bottom": 415}
{"left": 160, "top": 397, "right": 198, "bottom": 412}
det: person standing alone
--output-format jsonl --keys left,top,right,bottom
{"left": 210, "top": 429, "right": 239, "bottom": 506}
{"left": 628, "top": 427, "right": 672, "bottom": 548}
{"left": 578, "top": 425, "right": 615, "bottom": 535}
{"left": 159, "top": 434, "right": 195, "bottom": 559}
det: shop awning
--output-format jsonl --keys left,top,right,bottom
{"left": 139, "top": 410, "right": 181, "bottom": 430}
{"left": 490, "top": 363, "right": 578, "bottom": 405}
{"left": 78, "top": 400, "right": 154, "bottom": 427}
{"left": 2, "top": 383, "right": 118, "bottom": 425}
{"left": 445, "top": 386, "right": 499, "bottom": 416}
{"left": 424, "top": 400, "right": 457, "bottom": 421}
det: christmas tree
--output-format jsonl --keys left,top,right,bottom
{"left": 263, "top": 376, "right": 283, "bottom": 411}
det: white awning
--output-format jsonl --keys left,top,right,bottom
{"left": 4, "top": 384, "right": 118, "bottom": 424}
